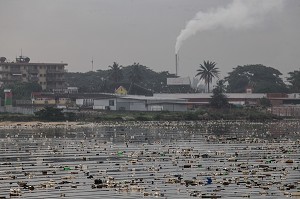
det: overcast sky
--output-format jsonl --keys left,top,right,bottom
{"left": 1, "top": 0, "right": 299, "bottom": 80}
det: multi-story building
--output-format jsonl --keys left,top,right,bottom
{"left": 0, "top": 56, "right": 67, "bottom": 90}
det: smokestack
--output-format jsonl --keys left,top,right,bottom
{"left": 175, "top": 53, "right": 179, "bottom": 76}
{"left": 175, "top": 0, "right": 284, "bottom": 54}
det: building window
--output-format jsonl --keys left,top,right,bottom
{"left": 109, "top": 100, "right": 114, "bottom": 106}
{"left": 40, "top": 74, "right": 43, "bottom": 77}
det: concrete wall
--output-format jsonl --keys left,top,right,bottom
{"left": 93, "top": 98, "right": 116, "bottom": 110}
{"left": 76, "top": 99, "right": 94, "bottom": 107}
{"left": 271, "top": 106, "right": 300, "bottom": 117}
{"left": 0, "top": 106, "right": 38, "bottom": 115}
{"left": 158, "top": 104, "right": 187, "bottom": 112}
{"left": 33, "top": 98, "right": 70, "bottom": 106}
{"left": 33, "top": 99, "right": 56, "bottom": 105}
{"left": 116, "top": 98, "right": 147, "bottom": 111}
{"left": 129, "top": 101, "right": 147, "bottom": 111}
{"left": 116, "top": 102, "right": 130, "bottom": 111}
{"left": 147, "top": 99, "right": 188, "bottom": 112}
{"left": 94, "top": 97, "right": 186, "bottom": 112}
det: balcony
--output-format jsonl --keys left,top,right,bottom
{"left": 28, "top": 68, "right": 39, "bottom": 74}
{"left": 0, "top": 69, "right": 9, "bottom": 74}
{"left": 29, "top": 76, "right": 39, "bottom": 82}
{"left": 10, "top": 68, "right": 22, "bottom": 75}
{"left": 11, "top": 75, "right": 22, "bottom": 81}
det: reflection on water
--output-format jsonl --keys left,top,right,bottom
{"left": 0, "top": 121, "right": 300, "bottom": 198}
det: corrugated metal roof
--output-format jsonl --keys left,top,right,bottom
{"left": 120, "top": 95, "right": 186, "bottom": 101}
{"left": 154, "top": 93, "right": 266, "bottom": 99}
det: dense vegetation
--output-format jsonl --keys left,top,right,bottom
{"left": 225, "top": 64, "right": 288, "bottom": 93}
{"left": 1, "top": 62, "right": 300, "bottom": 101}
{"left": 0, "top": 107, "right": 279, "bottom": 122}
{"left": 65, "top": 62, "right": 299, "bottom": 95}
{"left": 65, "top": 63, "right": 195, "bottom": 94}
{"left": 209, "top": 80, "right": 229, "bottom": 109}
{"left": 0, "top": 82, "right": 42, "bottom": 104}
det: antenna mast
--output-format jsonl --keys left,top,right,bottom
{"left": 91, "top": 57, "right": 94, "bottom": 71}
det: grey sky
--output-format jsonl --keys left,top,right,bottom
{"left": 1, "top": 0, "right": 299, "bottom": 81}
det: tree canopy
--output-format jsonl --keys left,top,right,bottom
{"left": 209, "top": 80, "right": 229, "bottom": 109}
{"left": 65, "top": 63, "right": 190, "bottom": 94}
{"left": 287, "top": 70, "right": 300, "bottom": 92}
{"left": 225, "top": 64, "right": 287, "bottom": 93}
{"left": 0, "top": 82, "right": 42, "bottom": 100}
{"left": 128, "top": 63, "right": 143, "bottom": 84}
{"left": 108, "top": 62, "right": 123, "bottom": 83}
{"left": 195, "top": 60, "right": 219, "bottom": 92}
{"left": 35, "top": 107, "right": 65, "bottom": 121}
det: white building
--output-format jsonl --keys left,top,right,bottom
{"left": 93, "top": 95, "right": 188, "bottom": 112}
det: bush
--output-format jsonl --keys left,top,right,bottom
{"left": 34, "top": 107, "right": 65, "bottom": 121}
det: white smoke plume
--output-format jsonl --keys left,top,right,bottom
{"left": 175, "top": 0, "right": 284, "bottom": 54}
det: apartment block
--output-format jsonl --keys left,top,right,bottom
{"left": 0, "top": 56, "right": 67, "bottom": 90}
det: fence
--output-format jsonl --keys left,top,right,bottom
{"left": 0, "top": 106, "right": 38, "bottom": 115}
{"left": 271, "top": 106, "right": 300, "bottom": 117}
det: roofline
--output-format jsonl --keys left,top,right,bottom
{"left": 0, "top": 62, "right": 68, "bottom": 66}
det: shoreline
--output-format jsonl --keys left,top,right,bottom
{"left": 0, "top": 121, "right": 91, "bottom": 129}
{"left": 0, "top": 119, "right": 298, "bottom": 130}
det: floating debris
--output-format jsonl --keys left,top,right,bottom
{"left": 0, "top": 121, "right": 299, "bottom": 198}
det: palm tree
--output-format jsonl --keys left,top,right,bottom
{"left": 108, "top": 62, "right": 123, "bottom": 83}
{"left": 128, "top": 63, "right": 143, "bottom": 93}
{"left": 195, "top": 60, "right": 219, "bottom": 92}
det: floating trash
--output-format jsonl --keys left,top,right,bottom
{"left": 0, "top": 121, "right": 299, "bottom": 198}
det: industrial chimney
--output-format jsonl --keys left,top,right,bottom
{"left": 175, "top": 53, "right": 179, "bottom": 76}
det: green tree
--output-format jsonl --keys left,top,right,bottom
{"left": 65, "top": 62, "right": 183, "bottom": 94}
{"left": 108, "top": 62, "right": 123, "bottom": 83}
{"left": 129, "top": 63, "right": 143, "bottom": 84}
{"left": 128, "top": 63, "right": 143, "bottom": 93}
{"left": 34, "top": 107, "right": 65, "bottom": 121}
{"left": 209, "top": 80, "right": 229, "bottom": 109}
{"left": 259, "top": 97, "right": 271, "bottom": 108}
{"left": 225, "top": 64, "right": 287, "bottom": 93}
{"left": 287, "top": 70, "right": 300, "bottom": 92}
{"left": 195, "top": 60, "right": 219, "bottom": 92}
{"left": 0, "top": 82, "right": 42, "bottom": 100}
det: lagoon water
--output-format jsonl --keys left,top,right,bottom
{"left": 0, "top": 121, "right": 300, "bottom": 198}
